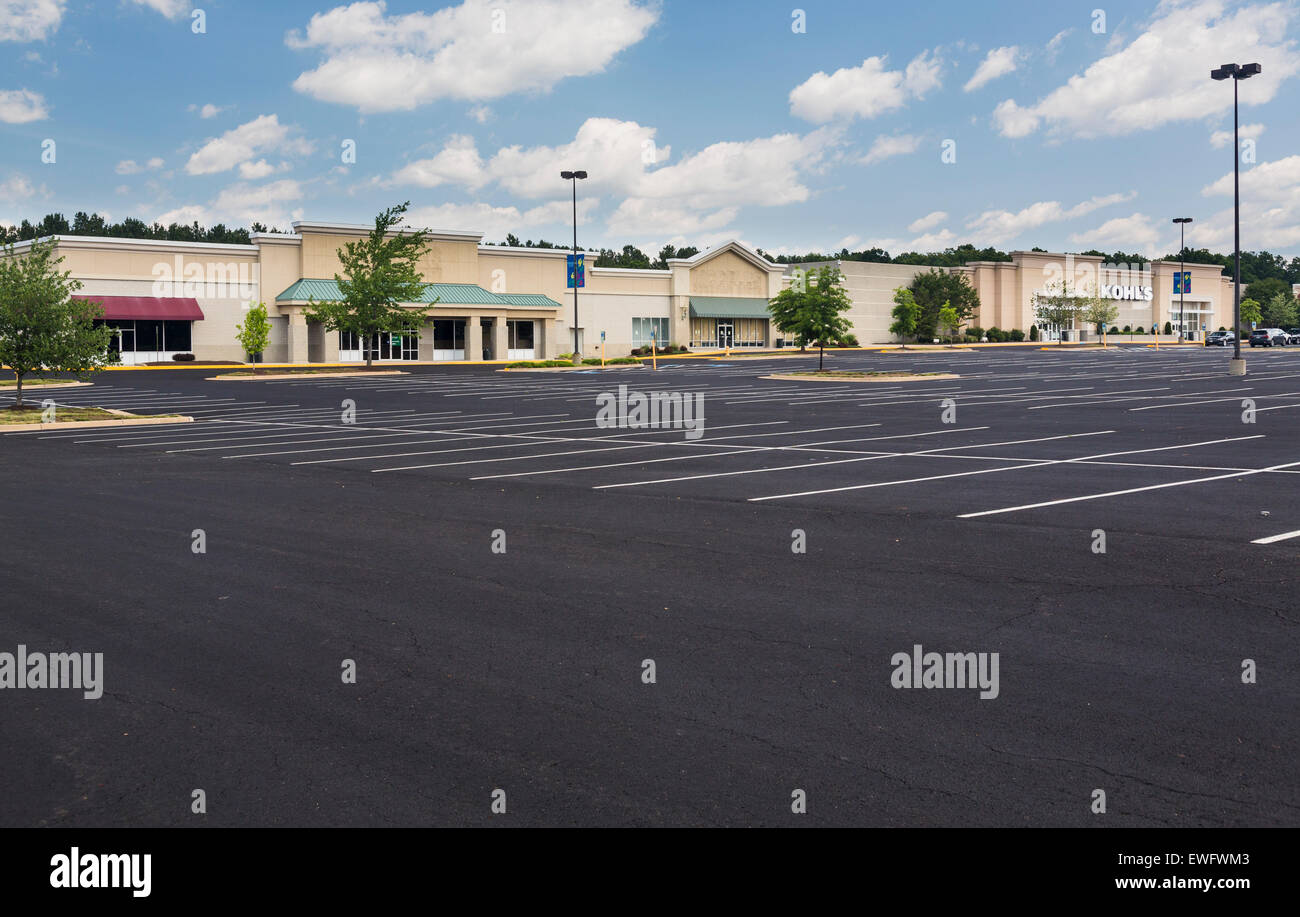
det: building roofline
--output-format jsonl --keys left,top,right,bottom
{"left": 291, "top": 220, "right": 483, "bottom": 243}
{"left": 4, "top": 234, "right": 257, "bottom": 255}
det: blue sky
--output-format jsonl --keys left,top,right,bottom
{"left": 2, "top": 0, "right": 1298, "bottom": 259}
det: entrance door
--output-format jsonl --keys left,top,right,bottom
{"left": 717, "top": 322, "right": 734, "bottom": 348}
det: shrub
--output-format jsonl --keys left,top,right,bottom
{"left": 967, "top": 326, "right": 984, "bottom": 341}
{"left": 172, "top": 352, "right": 196, "bottom": 362}
{"left": 986, "top": 326, "right": 1004, "bottom": 342}
{"left": 1151, "top": 325, "right": 1158, "bottom": 335}
{"left": 1008, "top": 329, "right": 1025, "bottom": 342}
{"left": 1122, "top": 325, "right": 1132, "bottom": 333}
{"left": 839, "top": 333, "right": 859, "bottom": 347}
{"left": 1163, "top": 321, "right": 1173, "bottom": 335}
{"left": 1218, "top": 326, "right": 1226, "bottom": 332}
{"left": 1134, "top": 326, "right": 1144, "bottom": 334}
{"left": 964, "top": 334, "right": 980, "bottom": 343}
{"left": 1028, "top": 324, "right": 1039, "bottom": 342}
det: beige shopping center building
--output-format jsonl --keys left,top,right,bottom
{"left": 9, "top": 221, "right": 1239, "bottom": 365}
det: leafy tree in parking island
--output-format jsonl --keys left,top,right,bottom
{"left": 0, "top": 238, "right": 117, "bottom": 407}
{"left": 1239, "top": 298, "right": 1262, "bottom": 330}
{"left": 1080, "top": 293, "right": 1119, "bottom": 341}
{"left": 907, "top": 269, "right": 979, "bottom": 341}
{"left": 937, "top": 303, "right": 961, "bottom": 342}
{"left": 305, "top": 202, "right": 437, "bottom": 367}
{"left": 889, "top": 286, "right": 921, "bottom": 347}
{"left": 1031, "top": 280, "right": 1085, "bottom": 345}
{"left": 1262, "top": 290, "right": 1298, "bottom": 329}
{"left": 236, "top": 300, "right": 272, "bottom": 363}
{"left": 767, "top": 265, "right": 853, "bottom": 370}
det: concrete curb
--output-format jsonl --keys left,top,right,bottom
{"left": 0, "top": 381, "right": 95, "bottom": 391}
{"left": 0, "top": 415, "right": 193, "bottom": 432}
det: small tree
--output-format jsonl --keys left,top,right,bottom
{"left": 1032, "top": 280, "right": 1083, "bottom": 345}
{"left": 890, "top": 287, "right": 920, "bottom": 348}
{"left": 768, "top": 265, "right": 853, "bottom": 370}
{"left": 1081, "top": 297, "right": 1119, "bottom": 342}
{"left": 1163, "top": 320, "right": 1173, "bottom": 336}
{"left": 1028, "top": 324, "right": 1039, "bottom": 342}
{"left": 1262, "top": 291, "right": 1298, "bottom": 329}
{"left": 0, "top": 238, "right": 117, "bottom": 406}
{"left": 305, "top": 202, "right": 436, "bottom": 367}
{"left": 937, "top": 303, "right": 960, "bottom": 343}
{"left": 1239, "top": 297, "right": 1262, "bottom": 330}
{"left": 236, "top": 300, "right": 272, "bottom": 362}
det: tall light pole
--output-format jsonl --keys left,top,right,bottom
{"left": 1211, "top": 62, "right": 1261, "bottom": 375}
{"left": 1173, "top": 217, "right": 1192, "bottom": 341}
{"left": 560, "top": 169, "right": 587, "bottom": 364}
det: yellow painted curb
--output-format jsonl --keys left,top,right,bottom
{"left": 500, "top": 364, "right": 646, "bottom": 373}
{"left": 209, "top": 370, "right": 408, "bottom": 381}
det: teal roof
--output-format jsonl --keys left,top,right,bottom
{"left": 498, "top": 292, "right": 563, "bottom": 308}
{"left": 689, "top": 296, "right": 772, "bottom": 318}
{"left": 276, "top": 278, "right": 560, "bottom": 309}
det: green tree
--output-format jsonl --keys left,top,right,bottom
{"left": 1261, "top": 290, "right": 1298, "bottom": 329}
{"left": 889, "top": 286, "right": 921, "bottom": 348}
{"left": 1031, "top": 280, "right": 1083, "bottom": 345}
{"left": 767, "top": 265, "right": 853, "bottom": 369}
{"left": 908, "top": 269, "right": 979, "bottom": 340}
{"left": 937, "top": 303, "right": 960, "bottom": 342}
{"left": 0, "top": 238, "right": 117, "bottom": 406}
{"left": 1239, "top": 297, "right": 1262, "bottom": 329}
{"left": 305, "top": 202, "right": 435, "bottom": 367}
{"left": 1081, "top": 294, "right": 1119, "bottom": 339}
{"left": 236, "top": 300, "right": 273, "bottom": 362}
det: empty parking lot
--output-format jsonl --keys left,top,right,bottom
{"left": 3, "top": 346, "right": 1297, "bottom": 826}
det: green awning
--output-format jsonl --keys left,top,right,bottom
{"left": 689, "top": 296, "right": 772, "bottom": 319}
{"left": 276, "top": 279, "right": 560, "bottom": 309}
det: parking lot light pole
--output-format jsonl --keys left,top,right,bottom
{"left": 560, "top": 170, "right": 587, "bottom": 364}
{"left": 1212, "top": 62, "right": 1261, "bottom": 374}
{"left": 1173, "top": 217, "right": 1192, "bottom": 341}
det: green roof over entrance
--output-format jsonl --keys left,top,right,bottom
{"left": 689, "top": 296, "right": 772, "bottom": 318}
{"left": 276, "top": 278, "right": 560, "bottom": 309}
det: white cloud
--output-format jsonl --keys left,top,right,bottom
{"left": 1202, "top": 153, "right": 1300, "bottom": 197}
{"left": 468, "top": 104, "right": 491, "bottom": 123}
{"left": 908, "top": 210, "right": 948, "bottom": 233}
{"left": 199, "top": 103, "right": 223, "bottom": 119}
{"left": 964, "top": 46, "right": 1020, "bottom": 92}
{"left": 185, "top": 114, "right": 314, "bottom": 175}
{"left": 1045, "top": 28, "right": 1072, "bottom": 56}
{"left": 211, "top": 179, "right": 303, "bottom": 222}
{"left": 405, "top": 198, "right": 599, "bottom": 240}
{"left": 238, "top": 160, "right": 275, "bottom": 179}
{"left": 0, "top": 87, "right": 47, "bottom": 122}
{"left": 0, "top": 1, "right": 65, "bottom": 42}
{"left": 130, "top": 0, "right": 191, "bottom": 20}
{"left": 115, "top": 157, "right": 165, "bottom": 175}
{"left": 152, "top": 204, "right": 212, "bottom": 226}
{"left": 605, "top": 199, "right": 738, "bottom": 238}
{"left": 287, "top": 0, "right": 658, "bottom": 113}
{"left": 0, "top": 173, "right": 41, "bottom": 201}
{"left": 392, "top": 134, "right": 489, "bottom": 190}
{"left": 1210, "top": 122, "right": 1266, "bottom": 148}
{"left": 907, "top": 229, "right": 956, "bottom": 250}
{"left": 994, "top": 1, "right": 1300, "bottom": 139}
{"left": 789, "top": 49, "right": 943, "bottom": 122}
{"left": 967, "top": 192, "right": 1137, "bottom": 243}
{"left": 861, "top": 133, "right": 922, "bottom": 165}
{"left": 1069, "top": 214, "right": 1163, "bottom": 257}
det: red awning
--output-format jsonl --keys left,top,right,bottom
{"left": 72, "top": 295, "right": 204, "bottom": 321}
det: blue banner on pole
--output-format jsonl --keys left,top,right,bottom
{"left": 1174, "top": 270, "right": 1191, "bottom": 294}
{"left": 567, "top": 253, "right": 585, "bottom": 289}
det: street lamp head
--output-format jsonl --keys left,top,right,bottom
{"left": 1238, "top": 62, "right": 1262, "bottom": 79}
{"left": 1173, "top": 217, "right": 1193, "bottom": 224}
{"left": 560, "top": 170, "right": 575, "bottom": 179}
{"left": 1211, "top": 64, "right": 1234, "bottom": 80}
{"left": 560, "top": 170, "right": 588, "bottom": 180}
{"left": 573, "top": 170, "right": 587, "bottom": 180}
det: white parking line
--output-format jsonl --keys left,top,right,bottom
{"left": 749, "top": 435, "right": 1259, "bottom": 503}
{"left": 1251, "top": 529, "right": 1300, "bottom": 545}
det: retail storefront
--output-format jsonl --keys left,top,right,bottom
{"left": 78, "top": 295, "right": 205, "bottom": 365}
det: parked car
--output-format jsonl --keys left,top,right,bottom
{"left": 1249, "top": 328, "right": 1289, "bottom": 347}
{"left": 1287, "top": 328, "right": 1300, "bottom": 344}
{"left": 1205, "top": 330, "right": 1236, "bottom": 347}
